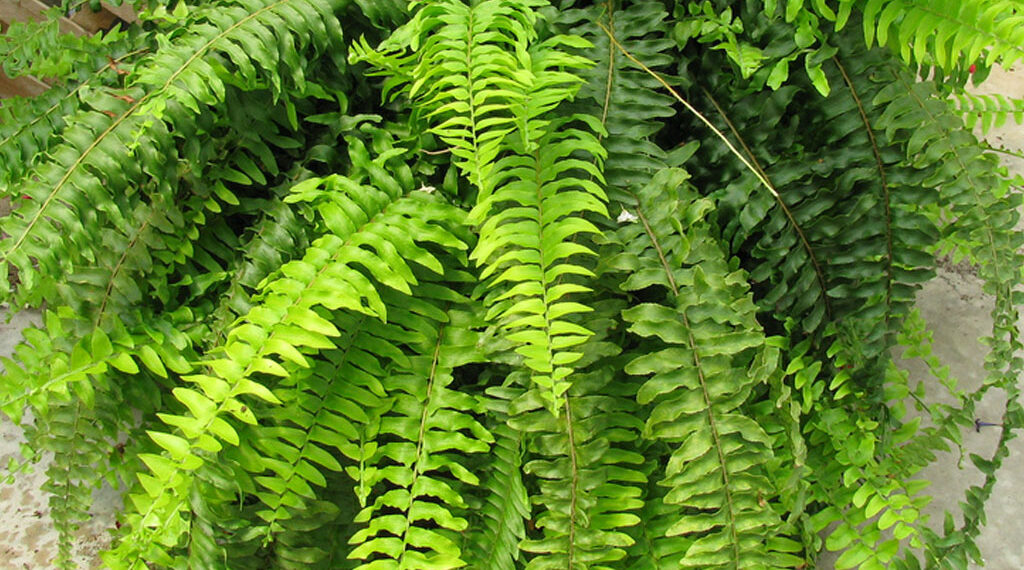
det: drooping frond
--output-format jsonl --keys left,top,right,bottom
{"left": 607, "top": 168, "right": 792, "bottom": 567}
{"left": 106, "top": 149, "right": 469, "bottom": 566}
{"left": 462, "top": 414, "right": 530, "bottom": 570}
{"left": 492, "top": 293, "right": 647, "bottom": 570}
{"left": 682, "top": 24, "right": 940, "bottom": 355}
{"left": 816, "top": 46, "right": 939, "bottom": 356}
{"left": 508, "top": 375, "right": 646, "bottom": 568}
{"left": 0, "top": 0, "right": 343, "bottom": 305}
{"left": 872, "top": 50, "right": 1024, "bottom": 568}
{"left": 951, "top": 90, "right": 1024, "bottom": 134}
{"left": 347, "top": 297, "right": 494, "bottom": 569}
{"left": 350, "top": 0, "right": 542, "bottom": 199}
{"left": 684, "top": 83, "right": 830, "bottom": 334}
{"left": 358, "top": 1, "right": 609, "bottom": 410}
{"left": 559, "top": 0, "right": 676, "bottom": 204}
{"left": 251, "top": 313, "right": 391, "bottom": 527}
{"left": 2, "top": 1, "right": 1024, "bottom": 568}
{"left": 470, "top": 40, "right": 607, "bottom": 412}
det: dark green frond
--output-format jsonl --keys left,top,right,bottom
{"left": 560, "top": 0, "right": 676, "bottom": 205}
{"left": 608, "top": 168, "right": 792, "bottom": 568}
{"left": 463, "top": 417, "right": 530, "bottom": 570}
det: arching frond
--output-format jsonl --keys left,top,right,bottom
{"left": 106, "top": 153, "right": 469, "bottom": 566}
{"left": 0, "top": 0, "right": 343, "bottom": 305}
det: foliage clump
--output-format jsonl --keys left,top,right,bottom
{"left": 1, "top": 0, "right": 1022, "bottom": 568}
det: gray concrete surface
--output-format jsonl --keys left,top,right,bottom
{"left": 1, "top": 70, "right": 1022, "bottom": 570}
{"left": 0, "top": 309, "right": 118, "bottom": 569}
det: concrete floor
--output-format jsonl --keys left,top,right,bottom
{"left": 1, "top": 71, "right": 1023, "bottom": 569}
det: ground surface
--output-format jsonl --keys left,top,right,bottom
{"left": 1, "top": 69, "right": 1023, "bottom": 569}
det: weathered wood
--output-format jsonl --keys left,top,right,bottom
{"left": 101, "top": 1, "right": 136, "bottom": 23}
{"left": 68, "top": 4, "right": 116, "bottom": 33}
{"left": 0, "top": 0, "right": 88, "bottom": 36}
{"left": 0, "top": 69, "right": 47, "bottom": 98}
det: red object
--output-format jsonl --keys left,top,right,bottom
{"left": 21, "top": 195, "right": 30, "bottom": 200}
{"left": 969, "top": 64, "right": 977, "bottom": 74}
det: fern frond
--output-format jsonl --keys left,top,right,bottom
{"left": 463, "top": 415, "right": 530, "bottom": 570}
{"left": 860, "top": 0, "right": 1024, "bottom": 71}
{"left": 950, "top": 90, "right": 1024, "bottom": 135}
{"left": 250, "top": 311, "right": 393, "bottom": 535}
{"left": 358, "top": 0, "right": 608, "bottom": 410}
{"left": 0, "top": 14, "right": 126, "bottom": 80}
{"left": 472, "top": 41, "right": 607, "bottom": 412}
{"left": 681, "top": 30, "right": 939, "bottom": 353}
{"left": 351, "top": 0, "right": 541, "bottom": 199}
{"left": 0, "top": 46, "right": 144, "bottom": 192}
{"left": 0, "top": 309, "right": 188, "bottom": 426}
{"left": 485, "top": 293, "right": 636, "bottom": 570}
{"left": 0, "top": 0, "right": 342, "bottom": 305}
{"left": 561, "top": 0, "right": 675, "bottom": 205}
{"left": 107, "top": 157, "right": 469, "bottom": 566}
{"left": 35, "top": 393, "right": 122, "bottom": 569}
{"left": 506, "top": 381, "right": 642, "bottom": 568}
{"left": 347, "top": 297, "right": 493, "bottom": 569}
{"left": 793, "top": 335, "right": 931, "bottom": 569}
{"left": 872, "top": 53, "right": 1024, "bottom": 567}
{"left": 205, "top": 196, "right": 312, "bottom": 340}
{"left": 608, "top": 168, "right": 791, "bottom": 567}
{"left": 820, "top": 49, "right": 939, "bottom": 355}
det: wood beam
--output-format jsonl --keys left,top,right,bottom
{"left": 0, "top": 69, "right": 48, "bottom": 98}
{"left": 68, "top": 4, "right": 116, "bottom": 33}
{"left": 0, "top": 0, "right": 88, "bottom": 36}
{"left": 101, "top": 1, "right": 136, "bottom": 23}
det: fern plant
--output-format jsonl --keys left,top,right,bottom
{"left": 1, "top": 0, "right": 1023, "bottom": 568}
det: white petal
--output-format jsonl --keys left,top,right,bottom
{"left": 617, "top": 208, "right": 639, "bottom": 223}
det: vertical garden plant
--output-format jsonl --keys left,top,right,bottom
{"left": 1, "top": 0, "right": 1023, "bottom": 568}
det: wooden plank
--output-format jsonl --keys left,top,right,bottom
{"left": 69, "top": 4, "right": 116, "bottom": 33}
{"left": 0, "top": 0, "right": 88, "bottom": 36}
{"left": 0, "top": 69, "right": 47, "bottom": 98}
{"left": 101, "top": 1, "right": 135, "bottom": 23}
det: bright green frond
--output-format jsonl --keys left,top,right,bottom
{"left": 347, "top": 296, "right": 493, "bottom": 569}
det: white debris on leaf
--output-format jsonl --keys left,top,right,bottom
{"left": 617, "top": 208, "right": 638, "bottom": 223}
{"left": 417, "top": 184, "right": 436, "bottom": 194}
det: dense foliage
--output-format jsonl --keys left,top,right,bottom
{"left": 1, "top": 0, "right": 1023, "bottom": 568}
